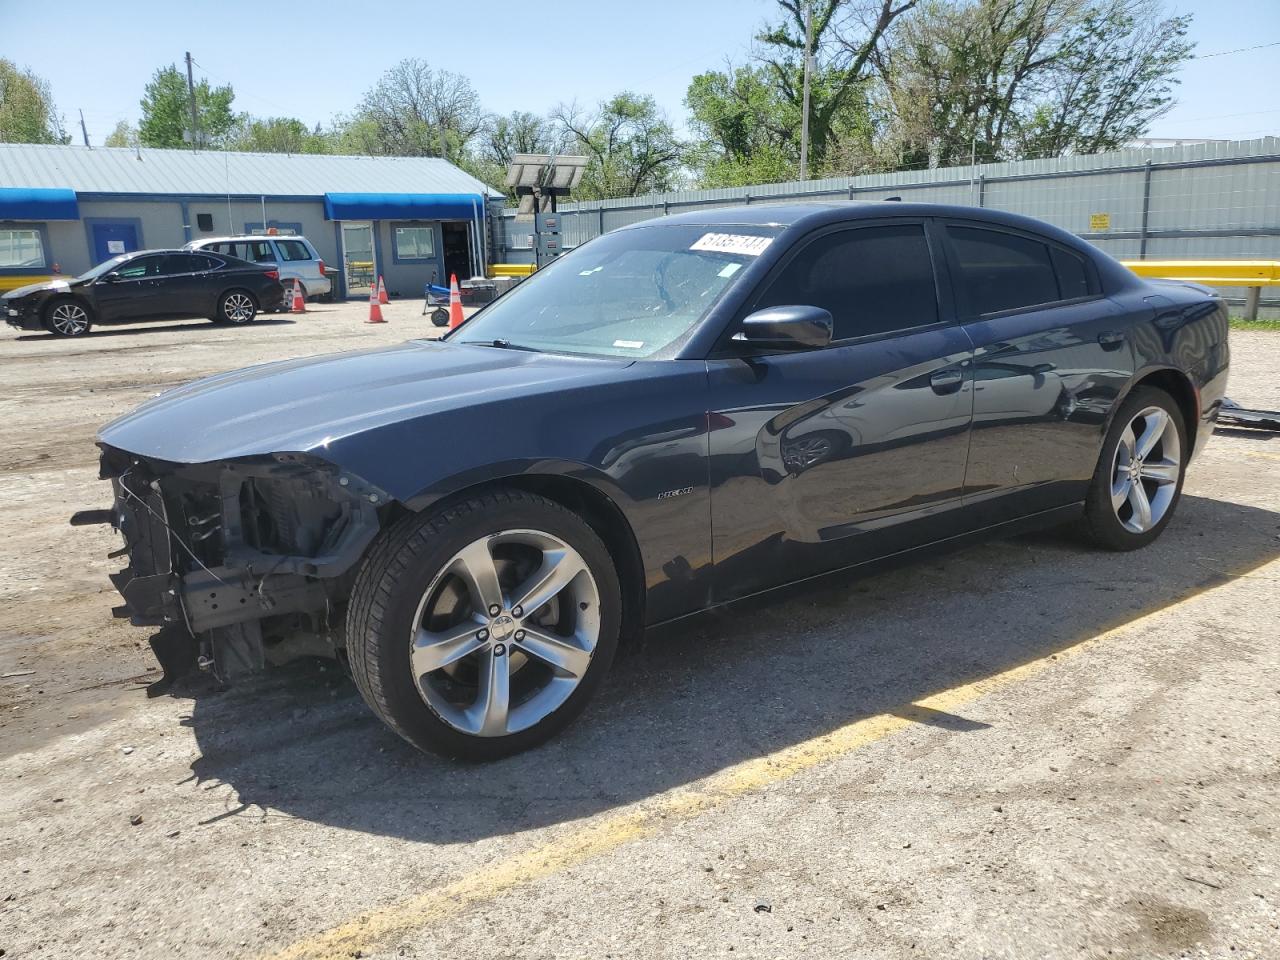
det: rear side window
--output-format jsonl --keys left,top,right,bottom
{"left": 1051, "top": 246, "right": 1093, "bottom": 300}
{"left": 753, "top": 224, "right": 939, "bottom": 340}
{"left": 948, "top": 226, "right": 1058, "bottom": 316}
{"left": 275, "top": 239, "right": 312, "bottom": 262}
{"left": 161, "top": 254, "right": 213, "bottom": 274}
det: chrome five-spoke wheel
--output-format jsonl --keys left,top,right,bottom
{"left": 1110, "top": 405, "right": 1182, "bottom": 534}
{"left": 48, "top": 301, "right": 90, "bottom": 336}
{"left": 410, "top": 530, "right": 601, "bottom": 737}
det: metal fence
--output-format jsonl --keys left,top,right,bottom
{"left": 495, "top": 136, "right": 1280, "bottom": 310}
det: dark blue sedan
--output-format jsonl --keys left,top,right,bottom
{"left": 84, "top": 202, "right": 1230, "bottom": 759}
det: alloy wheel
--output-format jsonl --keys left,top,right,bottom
{"left": 223, "top": 293, "right": 255, "bottom": 323}
{"left": 1110, "top": 405, "right": 1182, "bottom": 534}
{"left": 50, "top": 302, "right": 89, "bottom": 336}
{"left": 409, "top": 529, "right": 601, "bottom": 737}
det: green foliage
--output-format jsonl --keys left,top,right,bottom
{"left": 0, "top": 59, "right": 68, "bottom": 144}
{"left": 342, "top": 58, "right": 484, "bottom": 159}
{"left": 227, "top": 115, "right": 332, "bottom": 154}
{"left": 138, "top": 65, "right": 235, "bottom": 148}
{"left": 552, "top": 93, "right": 683, "bottom": 199}
{"left": 103, "top": 120, "right": 137, "bottom": 148}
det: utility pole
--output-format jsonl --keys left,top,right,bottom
{"left": 799, "top": 1, "right": 813, "bottom": 181}
{"left": 184, "top": 51, "right": 200, "bottom": 151}
{"left": 78, "top": 109, "right": 90, "bottom": 148}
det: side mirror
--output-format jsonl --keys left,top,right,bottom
{"left": 735, "top": 304, "right": 833, "bottom": 350}
{"left": 101, "top": 272, "right": 122, "bottom": 283}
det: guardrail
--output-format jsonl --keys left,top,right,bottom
{"left": 1120, "top": 260, "right": 1280, "bottom": 320}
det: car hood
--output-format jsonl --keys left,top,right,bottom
{"left": 2, "top": 277, "right": 79, "bottom": 300}
{"left": 98, "top": 339, "right": 634, "bottom": 465}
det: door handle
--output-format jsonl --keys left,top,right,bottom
{"left": 1098, "top": 330, "right": 1126, "bottom": 351}
{"left": 929, "top": 368, "right": 964, "bottom": 394}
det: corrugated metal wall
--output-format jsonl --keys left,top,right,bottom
{"left": 498, "top": 137, "right": 1280, "bottom": 304}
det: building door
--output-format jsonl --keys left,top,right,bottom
{"left": 89, "top": 221, "right": 140, "bottom": 265}
{"left": 341, "top": 222, "right": 375, "bottom": 297}
{"left": 441, "top": 221, "right": 472, "bottom": 281}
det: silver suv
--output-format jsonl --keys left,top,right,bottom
{"left": 185, "top": 235, "right": 331, "bottom": 299}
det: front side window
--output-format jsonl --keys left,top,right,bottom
{"left": 0, "top": 228, "right": 46, "bottom": 269}
{"left": 275, "top": 239, "right": 312, "bottom": 262}
{"left": 112, "top": 256, "right": 163, "bottom": 280}
{"left": 454, "top": 223, "right": 781, "bottom": 358}
{"left": 395, "top": 227, "right": 435, "bottom": 260}
{"left": 948, "top": 226, "right": 1059, "bottom": 316}
{"left": 752, "top": 224, "right": 939, "bottom": 340}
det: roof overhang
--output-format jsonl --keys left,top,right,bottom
{"left": 323, "top": 192, "right": 486, "bottom": 221}
{"left": 0, "top": 187, "right": 80, "bottom": 221}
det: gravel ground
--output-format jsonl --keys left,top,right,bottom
{"left": 1, "top": 306, "right": 1277, "bottom": 960}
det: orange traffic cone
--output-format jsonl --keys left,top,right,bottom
{"left": 448, "top": 273, "right": 464, "bottom": 328}
{"left": 377, "top": 275, "right": 389, "bottom": 305}
{"left": 290, "top": 278, "right": 306, "bottom": 313}
{"left": 365, "top": 281, "right": 386, "bottom": 324}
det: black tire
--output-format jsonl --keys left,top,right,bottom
{"left": 42, "top": 296, "right": 93, "bottom": 337}
{"left": 346, "top": 488, "right": 622, "bottom": 760}
{"left": 1081, "top": 386, "right": 1187, "bottom": 551}
{"left": 213, "top": 289, "right": 258, "bottom": 325}
{"left": 431, "top": 306, "right": 450, "bottom": 327}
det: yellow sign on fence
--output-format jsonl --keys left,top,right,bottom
{"left": 1089, "top": 213, "right": 1111, "bottom": 232}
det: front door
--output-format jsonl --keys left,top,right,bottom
{"left": 341, "top": 222, "right": 375, "bottom": 298}
{"left": 707, "top": 221, "right": 975, "bottom": 602}
{"left": 441, "top": 221, "right": 472, "bottom": 282}
{"left": 91, "top": 253, "right": 165, "bottom": 322}
{"left": 89, "top": 221, "right": 140, "bottom": 265}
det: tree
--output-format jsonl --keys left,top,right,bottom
{"left": 685, "top": 62, "right": 800, "bottom": 186}
{"left": 348, "top": 59, "right": 485, "bottom": 159}
{"left": 0, "top": 59, "right": 68, "bottom": 144}
{"left": 753, "top": 0, "right": 918, "bottom": 171}
{"left": 879, "top": 0, "right": 1193, "bottom": 166}
{"left": 104, "top": 120, "right": 138, "bottom": 148}
{"left": 138, "top": 65, "right": 235, "bottom": 148}
{"left": 227, "top": 115, "right": 332, "bottom": 154}
{"left": 551, "top": 93, "right": 683, "bottom": 199}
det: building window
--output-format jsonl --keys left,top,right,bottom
{"left": 0, "top": 228, "right": 46, "bottom": 269}
{"left": 394, "top": 226, "right": 435, "bottom": 260}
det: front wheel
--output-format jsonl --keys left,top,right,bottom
{"left": 346, "top": 489, "right": 622, "bottom": 760}
{"left": 214, "top": 289, "right": 257, "bottom": 325}
{"left": 1082, "top": 386, "right": 1187, "bottom": 551}
{"left": 43, "top": 297, "right": 93, "bottom": 337}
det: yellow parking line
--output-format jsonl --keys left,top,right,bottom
{"left": 262, "top": 572, "right": 1257, "bottom": 960}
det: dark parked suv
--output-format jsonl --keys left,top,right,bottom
{"left": 82, "top": 203, "right": 1229, "bottom": 759}
{"left": 4, "top": 249, "right": 286, "bottom": 337}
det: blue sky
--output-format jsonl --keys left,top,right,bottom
{"left": 3, "top": 0, "right": 1277, "bottom": 146}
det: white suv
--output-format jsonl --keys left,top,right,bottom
{"left": 185, "top": 235, "right": 331, "bottom": 299}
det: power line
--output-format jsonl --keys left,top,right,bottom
{"left": 1192, "top": 40, "right": 1280, "bottom": 59}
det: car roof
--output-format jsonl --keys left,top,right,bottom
{"left": 191, "top": 235, "right": 309, "bottom": 244}
{"left": 624, "top": 200, "right": 1084, "bottom": 244}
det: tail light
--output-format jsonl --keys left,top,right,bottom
{"left": 317, "top": 259, "right": 326, "bottom": 277}
{"left": 263, "top": 269, "right": 279, "bottom": 280}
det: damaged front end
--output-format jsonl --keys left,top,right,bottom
{"left": 75, "top": 446, "right": 391, "bottom": 692}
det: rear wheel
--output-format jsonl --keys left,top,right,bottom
{"left": 43, "top": 297, "right": 92, "bottom": 337}
{"left": 214, "top": 289, "right": 257, "bottom": 325}
{"left": 346, "top": 489, "right": 622, "bottom": 760}
{"left": 1082, "top": 387, "right": 1187, "bottom": 551}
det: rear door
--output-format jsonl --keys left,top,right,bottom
{"left": 159, "top": 253, "right": 220, "bottom": 316}
{"left": 706, "top": 219, "right": 975, "bottom": 601}
{"left": 941, "top": 221, "right": 1136, "bottom": 523}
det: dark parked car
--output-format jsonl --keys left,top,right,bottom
{"left": 80, "top": 203, "right": 1229, "bottom": 759}
{"left": 4, "top": 249, "right": 286, "bottom": 337}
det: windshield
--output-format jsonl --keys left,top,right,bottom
{"left": 76, "top": 255, "right": 131, "bottom": 283}
{"left": 454, "top": 223, "right": 781, "bottom": 358}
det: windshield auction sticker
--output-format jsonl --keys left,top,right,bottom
{"left": 690, "top": 233, "right": 773, "bottom": 257}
